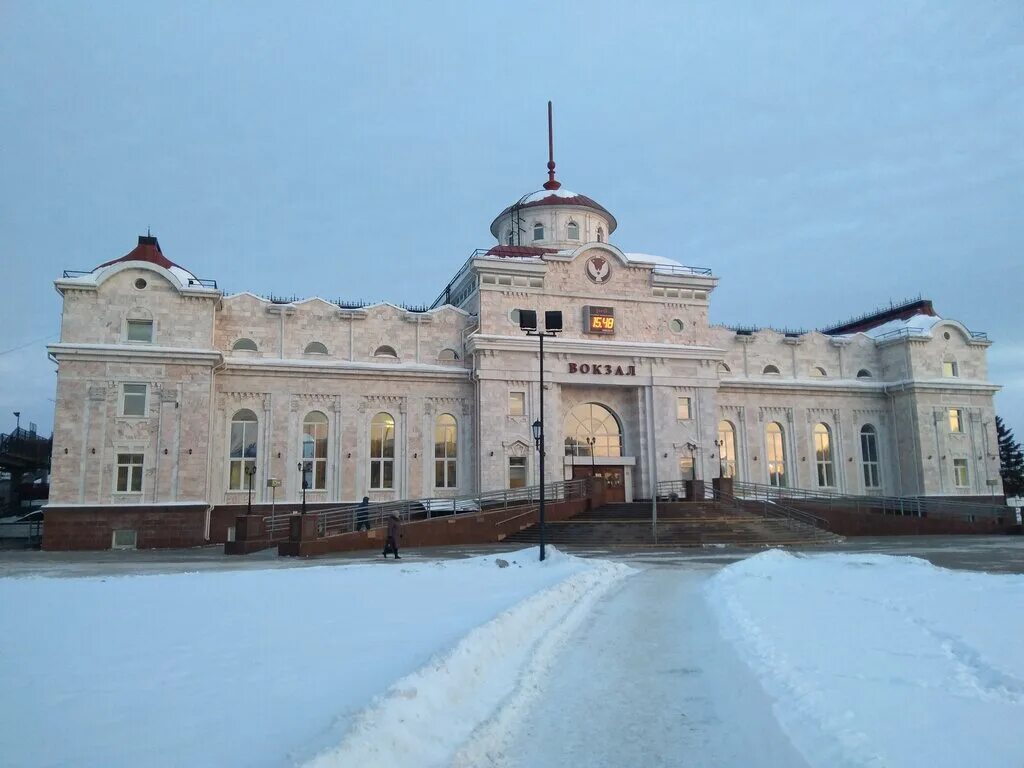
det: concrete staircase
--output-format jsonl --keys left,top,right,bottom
{"left": 501, "top": 501, "right": 841, "bottom": 548}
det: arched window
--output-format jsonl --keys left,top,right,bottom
{"left": 506, "top": 229, "right": 514, "bottom": 245}
{"left": 567, "top": 220, "right": 579, "bottom": 240}
{"left": 856, "top": 369, "right": 873, "bottom": 379}
{"left": 811, "top": 366, "right": 827, "bottom": 377}
{"left": 763, "top": 364, "right": 780, "bottom": 375}
{"left": 533, "top": 222, "right": 544, "bottom": 241}
{"left": 302, "top": 411, "right": 328, "bottom": 491}
{"left": 813, "top": 423, "right": 835, "bottom": 487}
{"left": 228, "top": 409, "right": 258, "bottom": 491}
{"left": 719, "top": 362, "right": 731, "bottom": 374}
{"left": 304, "top": 341, "right": 328, "bottom": 355}
{"left": 373, "top": 345, "right": 398, "bottom": 358}
{"left": 369, "top": 412, "right": 395, "bottom": 490}
{"left": 438, "top": 348, "right": 459, "bottom": 362}
{"left": 596, "top": 226, "right": 604, "bottom": 243}
{"left": 766, "top": 422, "right": 787, "bottom": 487}
{"left": 434, "top": 414, "right": 457, "bottom": 488}
{"left": 718, "top": 420, "right": 737, "bottom": 479}
{"left": 860, "top": 424, "right": 881, "bottom": 489}
{"left": 564, "top": 403, "right": 623, "bottom": 458}
{"left": 232, "top": 338, "right": 258, "bottom": 352}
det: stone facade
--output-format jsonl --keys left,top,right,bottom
{"left": 46, "top": 177, "right": 1003, "bottom": 547}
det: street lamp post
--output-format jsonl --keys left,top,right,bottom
{"left": 297, "top": 461, "right": 311, "bottom": 514}
{"left": 245, "top": 464, "right": 257, "bottom": 515}
{"left": 713, "top": 438, "right": 725, "bottom": 479}
{"left": 520, "top": 309, "right": 562, "bottom": 562}
{"left": 586, "top": 436, "right": 597, "bottom": 475}
{"left": 13, "top": 411, "right": 21, "bottom": 435}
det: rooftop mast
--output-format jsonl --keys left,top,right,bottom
{"left": 543, "top": 100, "right": 561, "bottom": 190}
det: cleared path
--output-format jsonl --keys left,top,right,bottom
{"left": 506, "top": 565, "right": 809, "bottom": 767}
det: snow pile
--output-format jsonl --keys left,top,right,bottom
{"left": 306, "top": 550, "right": 632, "bottom": 767}
{"left": 0, "top": 548, "right": 626, "bottom": 768}
{"left": 707, "top": 551, "right": 1024, "bottom": 768}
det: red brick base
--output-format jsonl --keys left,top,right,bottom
{"left": 43, "top": 504, "right": 211, "bottom": 550}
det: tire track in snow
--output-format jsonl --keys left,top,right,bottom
{"left": 302, "top": 556, "right": 633, "bottom": 768}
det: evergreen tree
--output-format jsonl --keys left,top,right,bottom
{"left": 996, "top": 416, "right": 1024, "bottom": 497}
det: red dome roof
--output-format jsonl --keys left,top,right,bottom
{"left": 490, "top": 187, "right": 617, "bottom": 237}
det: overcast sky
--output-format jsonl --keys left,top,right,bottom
{"left": 2, "top": 1, "right": 1022, "bottom": 437}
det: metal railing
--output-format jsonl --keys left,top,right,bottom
{"left": 264, "top": 478, "right": 592, "bottom": 540}
{"left": 655, "top": 480, "right": 831, "bottom": 533}
{"left": 61, "top": 270, "right": 218, "bottom": 289}
{"left": 729, "top": 481, "right": 1007, "bottom": 522}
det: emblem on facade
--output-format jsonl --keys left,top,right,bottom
{"left": 585, "top": 255, "right": 611, "bottom": 284}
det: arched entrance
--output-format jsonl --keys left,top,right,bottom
{"left": 564, "top": 402, "right": 627, "bottom": 502}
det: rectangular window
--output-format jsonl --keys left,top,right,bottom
{"left": 111, "top": 529, "right": 138, "bottom": 549}
{"left": 509, "top": 391, "right": 525, "bottom": 417}
{"left": 121, "top": 383, "right": 147, "bottom": 417}
{"left": 676, "top": 397, "right": 691, "bottom": 420}
{"left": 679, "top": 457, "right": 694, "bottom": 481}
{"left": 943, "top": 361, "right": 959, "bottom": 378}
{"left": 949, "top": 408, "right": 964, "bottom": 433}
{"left": 953, "top": 458, "right": 969, "bottom": 487}
{"left": 126, "top": 319, "right": 153, "bottom": 343}
{"left": 115, "top": 453, "right": 144, "bottom": 493}
{"left": 508, "top": 456, "right": 527, "bottom": 489}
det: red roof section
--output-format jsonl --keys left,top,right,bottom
{"left": 822, "top": 299, "right": 937, "bottom": 335}
{"left": 482, "top": 244, "right": 559, "bottom": 258}
{"left": 498, "top": 193, "right": 613, "bottom": 219}
{"left": 95, "top": 235, "right": 181, "bottom": 272}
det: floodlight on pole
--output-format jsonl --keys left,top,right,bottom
{"left": 519, "top": 308, "right": 562, "bottom": 562}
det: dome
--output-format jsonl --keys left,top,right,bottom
{"left": 489, "top": 187, "right": 617, "bottom": 238}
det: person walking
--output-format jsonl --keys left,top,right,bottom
{"left": 383, "top": 513, "right": 402, "bottom": 559}
{"left": 356, "top": 496, "right": 370, "bottom": 531}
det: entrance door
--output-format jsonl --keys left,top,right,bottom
{"left": 573, "top": 465, "right": 626, "bottom": 503}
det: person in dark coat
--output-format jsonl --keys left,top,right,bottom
{"left": 383, "top": 513, "right": 402, "bottom": 559}
{"left": 356, "top": 496, "right": 370, "bottom": 531}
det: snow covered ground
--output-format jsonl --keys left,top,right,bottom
{"left": 0, "top": 548, "right": 629, "bottom": 768}
{"left": 707, "top": 551, "right": 1024, "bottom": 768}
{"left": 4, "top": 547, "right": 1022, "bottom": 768}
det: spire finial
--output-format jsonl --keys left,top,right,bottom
{"left": 543, "top": 100, "right": 561, "bottom": 190}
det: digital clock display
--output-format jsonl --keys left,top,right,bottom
{"left": 584, "top": 306, "right": 615, "bottom": 335}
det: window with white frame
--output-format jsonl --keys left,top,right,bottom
{"left": 813, "top": 423, "right": 835, "bottom": 487}
{"left": 115, "top": 453, "right": 144, "bottom": 493}
{"left": 304, "top": 341, "right": 328, "bottom": 355}
{"left": 953, "top": 458, "right": 969, "bottom": 487}
{"left": 949, "top": 408, "right": 964, "bottom": 433}
{"left": 121, "top": 383, "right": 147, "bottom": 417}
{"left": 508, "top": 456, "right": 527, "bottom": 489}
{"left": 302, "top": 411, "right": 328, "bottom": 491}
{"left": 676, "top": 397, "right": 691, "bottom": 420}
{"left": 228, "top": 409, "right": 258, "bottom": 491}
{"left": 126, "top": 319, "right": 153, "bottom": 343}
{"left": 567, "top": 220, "right": 579, "bottom": 240}
{"left": 533, "top": 222, "right": 544, "bottom": 241}
{"left": 509, "top": 391, "right": 525, "bottom": 417}
{"left": 860, "top": 424, "right": 881, "bottom": 489}
{"left": 370, "top": 412, "right": 395, "bottom": 490}
{"left": 766, "top": 421, "right": 787, "bottom": 487}
{"left": 434, "top": 414, "right": 457, "bottom": 488}
{"left": 718, "top": 420, "right": 737, "bottom": 479}
{"left": 943, "top": 360, "right": 959, "bottom": 378}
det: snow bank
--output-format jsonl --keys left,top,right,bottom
{"left": 304, "top": 552, "right": 632, "bottom": 768}
{"left": 0, "top": 547, "right": 618, "bottom": 768}
{"left": 707, "top": 551, "right": 1024, "bottom": 768}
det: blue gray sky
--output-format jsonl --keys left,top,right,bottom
{"left": 2, "top": 1, "right": 1022, "bottom": 436}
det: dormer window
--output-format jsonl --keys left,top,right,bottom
{"left": 596, "top": 226, "right": 604, "bottom": 243}
{"left": 533, "top": 222, "right": 544, "bottom": 241}
{"left": 567, "top": 221, "right": 579, "bottom": 240}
